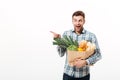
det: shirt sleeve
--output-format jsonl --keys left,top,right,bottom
{"left": 86, "top": 34, "right": 102, "bottom": 65}
{"left": 57, "top": 46, "right": 66, "bottom": 57}
{"left": 56, "top": 31, "right": 67, "bottom": 57}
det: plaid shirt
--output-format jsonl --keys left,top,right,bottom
{"left": 57, "top": 29, "right": 102, "bottom": 78}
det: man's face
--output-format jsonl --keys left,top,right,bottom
{"left": 72, "top": 16, "right": 85, "bottom": 33}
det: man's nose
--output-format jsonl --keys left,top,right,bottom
{"left": 77, "top": 21, "right": 80, "bottom": 25}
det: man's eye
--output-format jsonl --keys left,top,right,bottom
{"left": 79, "top": 20, "right": 82, "bottom": 21}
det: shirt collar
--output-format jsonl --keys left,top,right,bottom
{"left": 72, "top": 28, "right": 86, "bottom": 34}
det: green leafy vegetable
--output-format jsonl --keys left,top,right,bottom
{"left": 53, "top": 35, "right": 78, "bottom": 51}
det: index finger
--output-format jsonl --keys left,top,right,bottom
{"left": 50, "top": 31, "right": 55, "bottom": 34}
{"left": 50, "top": 31, "right": 57, "bottom": 35}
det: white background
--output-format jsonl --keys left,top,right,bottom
{"left": 0, "top": 0, "right": 120, "bottom": 80}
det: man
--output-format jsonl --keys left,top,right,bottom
{"left": 51, "top": 10, "right": 102, "bottom": 80}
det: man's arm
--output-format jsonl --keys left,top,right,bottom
{"left": 86, "top": 34, "right": 102, "bottom": 65}
{"left": 50, "top": 31, "right": 66, "bottom": 57}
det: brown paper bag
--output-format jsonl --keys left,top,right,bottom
{"left": 67, "top": 50, "right": 94, "bottom": 66}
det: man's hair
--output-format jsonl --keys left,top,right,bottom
{"left": 72, "top": 10, "right": 85, "bottom": 18}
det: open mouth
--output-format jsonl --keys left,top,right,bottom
{"left": 76, "top": 26, "right": 81, "bottom": 28}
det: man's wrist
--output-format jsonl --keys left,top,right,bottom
{"left": 85, "top": 60, "right": 88, "bottom": 65}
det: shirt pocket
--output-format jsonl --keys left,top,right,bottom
{"left": 84, "top": 35, "right": 92, "bottom": 42}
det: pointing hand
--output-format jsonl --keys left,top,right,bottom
{"left": 50, "top": 31, "right": 61, "bottom": 38}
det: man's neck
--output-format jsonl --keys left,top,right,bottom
{"left": 75, "top": 28, "right": 83, "bottom": 35}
